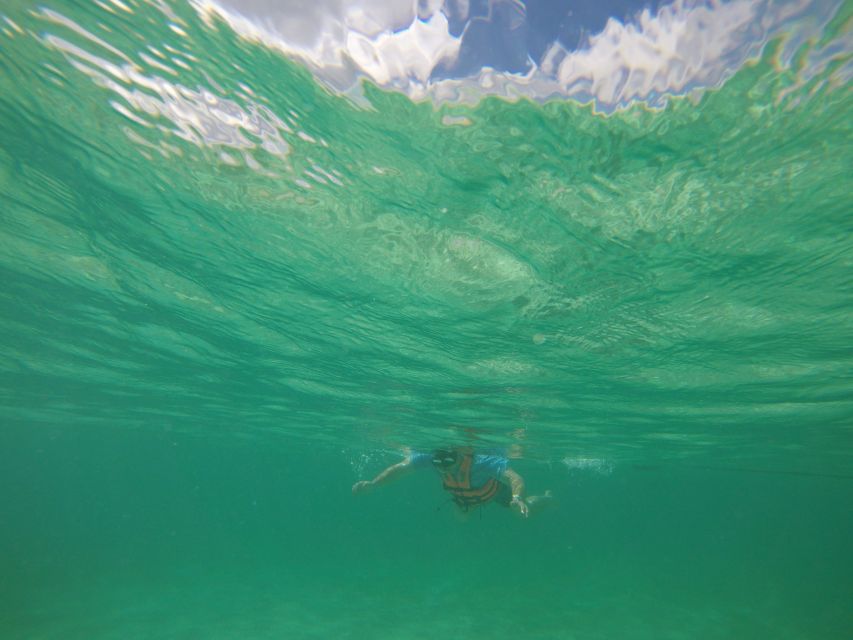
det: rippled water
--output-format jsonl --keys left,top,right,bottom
{"left": 1, "top": 1, "right": 851, "bottom": 638}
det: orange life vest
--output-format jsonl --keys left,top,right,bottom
{"left": 441, "top": 453, "right": 500, "bottom": 510}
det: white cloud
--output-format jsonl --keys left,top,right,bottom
{"left": 549, "top": 0, "right": 764, "bottom": 105}
{"left": 426, "top": 0, "right": 845, "bottom": 108}
{"left": 345, "top": 10, "right": 460, "bottom": 86}
{"left": 192, "top": 0, "right": 461, "bottom": 92}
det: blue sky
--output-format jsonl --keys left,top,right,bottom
{"left": 439, "top": 0, "right": 665, "bottom": 76}
{"left": 205, "top": 0, "right": 844, "bottom": 108}
{"left": 219, "top": 0, "right": 668, "bottom": 77}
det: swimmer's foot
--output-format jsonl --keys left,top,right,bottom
{"left": 527, "top": 489, "right": 554, "bottom": 511}
{"left": 525, "top": 490, "right": 553, "bottom": 507}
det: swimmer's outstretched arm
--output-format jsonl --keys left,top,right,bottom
{"left": 352, "top": 458, "right": 415, "bottom": 494}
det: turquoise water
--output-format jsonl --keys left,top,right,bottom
{"left": 1, "top": 1, "right": 852, "bottom": 638}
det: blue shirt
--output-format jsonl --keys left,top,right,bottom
{"left": 408, "top": 451, "right": 508, "bottom": 488}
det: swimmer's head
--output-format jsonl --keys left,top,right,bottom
{"left": 431, "top": 448, "right": 458, "bottom": 468}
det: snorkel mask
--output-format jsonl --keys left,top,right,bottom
{"left": 431, "top": 449, "right": 458, "bottom": 468}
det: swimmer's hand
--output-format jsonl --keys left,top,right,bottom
{"left": 510, "top": 495, "right": 529, "bottom": 518}
{"left": 352, "top": 480, "right": 374, "bottom": 495}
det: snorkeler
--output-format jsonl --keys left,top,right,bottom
{"left": 351, "top": 447, "right": 551, "bottom": 518}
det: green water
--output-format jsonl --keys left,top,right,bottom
{"left": 1, "top": 1, "right": 852, "bottom": 638}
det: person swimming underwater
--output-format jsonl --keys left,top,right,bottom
{"left": 352, "top": 446, "right": 552, "bottom": 518}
